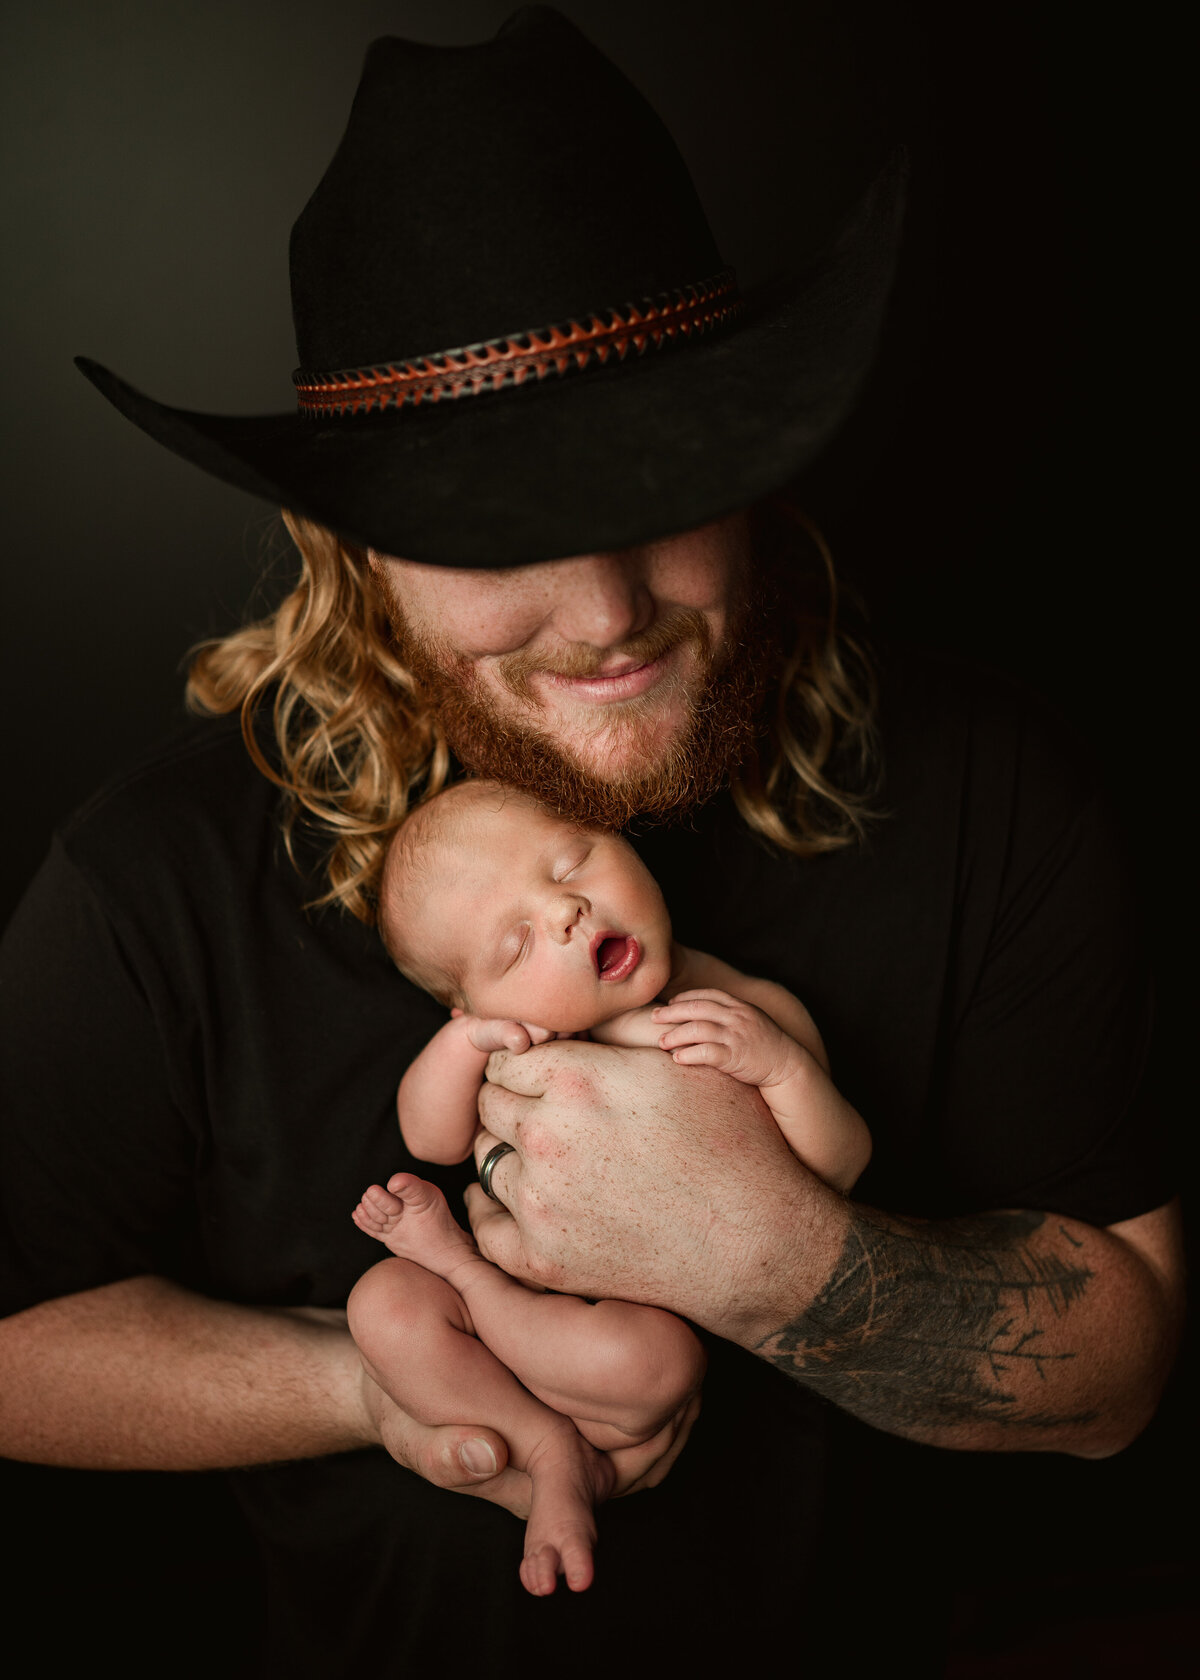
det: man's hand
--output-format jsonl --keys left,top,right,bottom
{"left": 606, "top": 1391, "right": 702, "bottom": 1495}
{"left": 463, "top": 1042, "right": 1185, "bottom": 1459}
{"left": 357, "top": 1365, "right": 533, "bottom": 1515}
{"left": 465, "top": 1038, "right": 846, "bottom": 1343}
{"left": 355, "top": 1335, "right": 701, "bottom": 1518}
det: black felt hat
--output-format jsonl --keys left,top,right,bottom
{"left": 76, "top": 6, "right": 906, "bottom": 567}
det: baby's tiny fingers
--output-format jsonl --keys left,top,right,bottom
{"left": 520, "top": 1546, "right": 562, "bottom": 1598}
{"left": 671, "top": 1042, "right": 731, "bottom": 1068}
{"left": 654, "top": 1001, "right": 738, "bottom": 1028}
{"left": 657, "top": 1020, "right": 727, "bottom": 1050}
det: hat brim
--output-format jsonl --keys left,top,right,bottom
{"left": 76, "top": 152, "right": 906, "bottom": 566}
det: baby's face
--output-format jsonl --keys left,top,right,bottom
{"left": 417, "top": 798, "right": 673, "bottom": 1033}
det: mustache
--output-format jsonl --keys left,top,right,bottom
{"left": 498, "top": 608, "right": 712, "bottom": 701}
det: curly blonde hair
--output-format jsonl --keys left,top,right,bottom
{"left": 185, "top": 500, "right": 878, "bottom": 923}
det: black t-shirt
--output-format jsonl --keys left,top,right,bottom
{"left": 0, "top": 649, "right": 1171, "bottom": 1675}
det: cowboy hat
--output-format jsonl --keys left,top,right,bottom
{"left": 76, "top": 5, "right": 905, "bottom": 567}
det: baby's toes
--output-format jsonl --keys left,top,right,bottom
{"left": 520, "top": 1545, "right": 561, "bottom": 1597}
{"left": 354, "top": 1184, "right": 400, "bottom": 1225}
{"left": 559, "top": 1536, "right": 596, "bottom": 1593}
{"left": 385, "top": 1173, "right": 448, "bottom": 1217}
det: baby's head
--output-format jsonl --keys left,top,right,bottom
{"left": 379, "top": 781, "right": 673, "bottom": 1033}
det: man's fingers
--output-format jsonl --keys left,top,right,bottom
{"left": 472, "top": 1125, "right": 516, "bottom": 1183}
{"left": 465, "top": 1179, "right": 515, "bottom": 1240}
{"left": 476, "top": 1079, "right": 538, "bottom": 1143}
{"left": 466, "top": 1183, "right": 532, "bottom": 1274}
{"left": 376, "top": 1408, "right": 531, "bottom": 1518}
{"left": 482, "top": 1044, "right": 554, "bottom": 1095}
{"left": 607, "top": 1392, "right": 703, "bottom": 1496}
{"left": 414, "top": 1421, "right": 508, "bottom": 1485}
{"left": 428, "top": 1431, "right": 531, "bottom": 1518}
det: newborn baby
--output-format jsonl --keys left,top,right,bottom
{"left": 348, "top": 779, "right": 869, "bottom": 1597}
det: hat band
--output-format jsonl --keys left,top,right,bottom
{"left": 293, "top": 270, "right": 741, "bottom": 416}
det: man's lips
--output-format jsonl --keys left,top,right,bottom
{"left": 538, "top": 649, "right": 674, "bottom": 704}
{"left": 591, "top": 932, "right": 641, "bottom": 982}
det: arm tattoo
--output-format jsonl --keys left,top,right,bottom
{"left": 756, "top": 1208, "right": 1099, "bottom": 1434}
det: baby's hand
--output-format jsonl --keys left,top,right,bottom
{"left": 460, "top": 1015, "right": 555, "bottom": 1055}
{"left": 652, "top": 989, "right": 800, "bottom": 1089}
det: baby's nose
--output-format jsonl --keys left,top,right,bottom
{"left": 545, "top": 893, "right": 590, "bottom": 944}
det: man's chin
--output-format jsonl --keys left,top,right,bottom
{"left": 533, "top": 705, "right": 695, "bottom": 786}
{"left": 432, "top": 678, "right": 762, "bottom": 829}
{"left": 381, "top": 585, "right": 776, "bottom": 826}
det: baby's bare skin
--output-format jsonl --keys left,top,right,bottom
{"left": 399, "top": 948, "right": 870, "bottom": 1190}
{"left": 355, "top": 783, "right": 870, "bottom": 1595}
{"left": 349, "top": 1173, "right": 703, "bottom": 1594}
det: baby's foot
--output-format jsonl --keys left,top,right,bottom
{"left": 352, "top": 1174, "right": 479, "bottom": 1284}
{"left": 518, "top": 1423, "right": 616, "bottom": 1597}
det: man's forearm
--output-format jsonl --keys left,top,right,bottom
{"left": 469, "top": 1045, "right": 1183, "bottom": 1459}
{"left": 0, "top": 1276, "right": 375, "bottom": 1470}
{"left": 753, "top": 1201, "right": 1183, "bottom": 1458}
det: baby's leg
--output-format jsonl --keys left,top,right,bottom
{"left": 347, "top": 1256, "right": 613, "bottom": 1595}
{"left": 353, "top": 1175, "right": 705, "bottom": 1449}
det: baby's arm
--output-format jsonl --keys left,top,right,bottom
{"left": 588, "top": 1006, "right": 664, "bottom": 1049}
{"left": 651, "top": 986, "right": 871, "bottom": 1193}
{"left": 668, "top": 944, "right": 831, "bottom": 1071}
{"left": 397, "top": 1014, "right": 553, "bottom": 1163}
{"left": 591, "top": 946, "right": 831, "bottom": 1070}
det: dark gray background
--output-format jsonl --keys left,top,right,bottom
{"left": 1, "top": 2, "right": 1190, "bottom": 1672}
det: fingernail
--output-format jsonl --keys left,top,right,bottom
{"left": 459, "top": 1438, "right": 497, "bottom": 1475}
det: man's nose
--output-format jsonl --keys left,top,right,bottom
{"left": 549, "top": 551, "right": 653, "bottom": 648}
{"left": 545, "top": 892, "right": 590, "bottom": 944}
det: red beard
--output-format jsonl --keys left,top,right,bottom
{"left": 375, "top": 581, "right": 775, "bottom": 830}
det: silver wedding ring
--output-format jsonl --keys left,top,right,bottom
{"left": 478, "top": 1140, "right": 516, "bottom": 1203}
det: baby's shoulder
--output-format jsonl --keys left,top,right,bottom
{"left": 666, "top": 944, "right": 750, "bottom": 997}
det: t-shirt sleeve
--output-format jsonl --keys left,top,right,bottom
{"left": 936, "top": 685, "right": 1171, "bottom": 1227}
{"left": 0, "top": 839, "right": 199, "bottom": 1317}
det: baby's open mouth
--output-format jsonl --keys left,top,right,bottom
{"left": 592, "top": 933, "right": 641, "bottom": 983}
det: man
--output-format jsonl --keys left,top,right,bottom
{"left": 0, "top": 12, "right": 1181, "bottom": 1675}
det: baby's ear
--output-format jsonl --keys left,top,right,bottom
{"left": 449, "top": 1007, "right": 464, "bottom": 1018}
